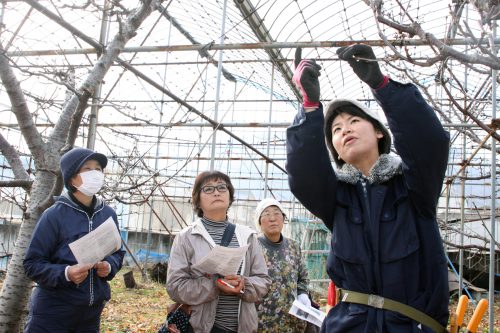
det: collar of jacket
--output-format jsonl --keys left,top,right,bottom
{"left": 57, "top": 192, "right": 104, "bottom": 211}
{"left": 191, "top": 218, "right": 256, "bottom": 248}
{"left": 336, "top": 154, "right": 402, "bottom": 185}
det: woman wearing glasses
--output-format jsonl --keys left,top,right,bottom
{"left": 167, "top": 170, "right": 270, "bottom": 333}
{"left": 254, "top": 198, "right": 311, "bottom": 333}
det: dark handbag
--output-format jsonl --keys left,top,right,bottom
{"left": 158, "top": 303, "right": 192, "bottom": 333}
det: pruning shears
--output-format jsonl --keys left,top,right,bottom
{"left": 450, "top": 295, "right": 468, "bottom": 333}
{"left": 449, "top": 296, "right": 489, "bottom": 333}
{"left": 465, "top": 299, "right": 488, "bottom": 333}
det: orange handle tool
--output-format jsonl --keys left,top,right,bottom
{"left": 449, "top": 312, "right": 457, "bottom": 333}
{"left": 456, "top": 295, "right": 469, "bottom": 329}
{"left": 466, "top": 299, "right": 488, "bottom": 333}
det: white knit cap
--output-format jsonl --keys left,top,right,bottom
{"left": 254, "top": 198, "right": 286, "bottom": 230}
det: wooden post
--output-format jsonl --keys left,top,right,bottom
{"left": 123, "top": 270, "right": 137, "bottom": 289}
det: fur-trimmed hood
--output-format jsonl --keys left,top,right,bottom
{"left": 336, "top": 154, "right": 402, "bottom": 185}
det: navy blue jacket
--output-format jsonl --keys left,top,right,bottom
{"left": 286, "top": 80, "right": 450, "bottom": 333}
{"left": 24, "top": 193, "right": 125, "bottom": 306}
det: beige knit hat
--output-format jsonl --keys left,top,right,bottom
{"left": 254, "top": 198, "right": 286, "bottom": 231}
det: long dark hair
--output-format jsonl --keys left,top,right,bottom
{"left": 191, "top": 170, "right": 235, "bottom": 217}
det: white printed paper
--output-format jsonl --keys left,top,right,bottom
{"left": 69, "top": 217, "right": 121, "bottom": 265}
{"left": 192, "top": 245, "right": 248, "bottom": 276}
{"left": 288, "top": 299, "right": 326, "bottom": 327}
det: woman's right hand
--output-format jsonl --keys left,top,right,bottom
{"left": 216, "top": 275, "right": 245, "bottom": 296}
{"left": 67, "top": 263, "right": 93, "bottom": 284}
{"left": 292, "top": 48, "right": 321, "bottom": 108}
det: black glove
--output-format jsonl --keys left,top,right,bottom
{"left": 336, "top": 44, "right": 384, "bottom": 89}
{"left": 293, "top": 48, "right": 321, "bottom": 107}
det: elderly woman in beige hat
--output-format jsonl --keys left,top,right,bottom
{"left": 254, "top": 198, "right": 311, "bottom": 333}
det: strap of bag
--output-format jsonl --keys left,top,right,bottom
{"left": 336, "top": 288, "right": 447, "bottom": 333}
{"left": 220, "top": 223, "right": 236, "bottom": 247}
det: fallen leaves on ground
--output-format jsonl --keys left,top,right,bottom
{"left": 101, "top": 269, "right": 172, "bottom": 333}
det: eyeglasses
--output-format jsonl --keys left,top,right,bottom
{"left": 260, "top": 210, "right": 283, "bottom": 219}
{"left": 201, "top": 183, "right": 229, "bottom": 194}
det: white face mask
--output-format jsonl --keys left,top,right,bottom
{"left": 75, "top": 170, "right": 105, "bottom": 196}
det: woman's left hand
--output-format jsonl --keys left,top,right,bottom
{"left": 94, "top": 261, "right": 111, "bottom": 278}
{"left": 216, "top": 274, "right": 245, "bottom": 295}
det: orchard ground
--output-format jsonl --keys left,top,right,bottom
{"left": 101, "top": 269, "right": 499, "bottom": 333}
{"left": 0, "top": 268, "right": 496, "bottom": 332}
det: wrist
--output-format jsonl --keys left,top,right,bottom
{"left": 374, "top": 75, "right": 389, "bottom": 90}
{"left": 303, "top": 98, "right": 319, "bottom": 108}
{"left": 64, "top": 265, "right": 71, "bottom": 282}
{"left": 105, "top": 261, "right": 111, "bottom": 274}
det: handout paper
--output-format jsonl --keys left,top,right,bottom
{"left": 192, "top": 245, "right": 248, "bottom": 276}
{"left": 289, "top": 299, "right": 326, "bottom": 327}
{"left": 69, "top": 216, "right": 121, "bottom": 265}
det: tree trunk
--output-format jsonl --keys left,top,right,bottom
{"left": 0, "top": 171, "right": 58, "bottom": 332}
{"left": 0, "top": 1, "right": 160, "bottom": 331}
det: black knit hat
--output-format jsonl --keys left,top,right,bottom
{"left": 324, "top": 99, "right": 392, "bottom": 167}
{"left": 60, "top": 148, "right": 108, "bottom": 190}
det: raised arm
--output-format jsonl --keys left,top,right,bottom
{"left": 286, "top": 49, "right": 338, "bottom": 230}
{"left": 374, "top": 81, "right": 450, "bottom": 209}
{"left": 337, "top": 44, "right": 450, "bottom": 210}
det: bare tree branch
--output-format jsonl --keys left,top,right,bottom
{"left": 443, "top": 239, "right": 500, "bottom": 253}
{"left": 0, "top": 180, "right": 32, "bottom": 189}
{"left": 376, "top": 15, "right": 500, "bottom": 70}
{"left": 0, "top": 134, "right": 30, "bottom": 181}
{"left": 0, "top": 42, "right": 46, "bottom": 162}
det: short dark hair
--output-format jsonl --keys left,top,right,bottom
{"left": 192, "top": 170, "right": 235, "bottom": 217}
{"left": 324, "top": 103, "right": 390, "bottom": 167}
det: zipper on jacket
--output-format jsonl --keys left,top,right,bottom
{"left": 59, "top": 199, "right": 104, "bottom": 306}
{"left": 360, "top": 177, "right": 378, "bottom": 293}
{"left": 87, "top": 209, "right": 103, "bottom": 307}
{"left": 88, "top": 215, "right": 94, "bottom": 306}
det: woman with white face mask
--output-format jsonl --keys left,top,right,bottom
{"left": 23, "top": 147, "right": 125, "bottom": 333}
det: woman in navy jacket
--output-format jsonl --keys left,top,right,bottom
{"left": 287, "top": 45, "right": 450, "bottom": 332}
{"left": 24, "top": 148, "right": 125, "bottom": 332}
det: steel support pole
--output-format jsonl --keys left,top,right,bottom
{"left": 210, "top": 0, "right": 229, "bottom": 171}
{"left": 488, "top": 22, "right": 497, "bottom": 333}
{"left": 263, "top": 64, "right": 275, "bottom": 198}
{"left": 8, "top": 39, "right": 500, "bottom": 57}
{"left": 86, "top": 0, "right": 110, "bottom": 150}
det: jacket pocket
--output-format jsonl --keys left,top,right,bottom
{"left": 379, "top": 185, "right": 420, "bottom": 263}
{"left": 333, "top": 202, "right": 368, "bottom": 265}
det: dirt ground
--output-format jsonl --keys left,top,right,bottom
{"left": 101, "top": 269, "right": 170, "bottom": 332}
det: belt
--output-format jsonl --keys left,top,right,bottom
{"left": 336, "top": 288, "right": 447, "bottom": 333}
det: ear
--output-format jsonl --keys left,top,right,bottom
{"left": 69, "top": 173, "right": 82, "bottom": 189}
{"left": 375, "top": 130, "right": 384, "bottom": 139}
